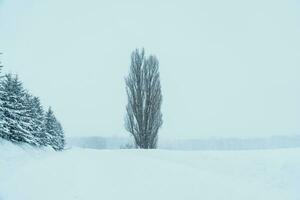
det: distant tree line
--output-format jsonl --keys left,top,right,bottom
{"left": 0, "top": 65, "right": 65, "bottom": 151}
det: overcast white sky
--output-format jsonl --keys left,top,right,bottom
{"left": 0, "top": 0, "right": 299, "bottom": 139}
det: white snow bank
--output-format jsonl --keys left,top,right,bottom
{"left": 0, "top": 140, "right": 54, "bottom": 193}
{"left": 0, "top": 141, "right": 299, "bottom": 200}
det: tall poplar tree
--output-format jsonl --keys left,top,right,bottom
{"left": 125, "top": 48, "right": 163, "bottom": 149}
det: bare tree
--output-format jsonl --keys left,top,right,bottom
{"left": 125, "top": 48, "right": 163, "bottom": 149}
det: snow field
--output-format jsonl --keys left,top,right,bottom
{"left": 0, "top": 141, "right": 299, "bottom": 200}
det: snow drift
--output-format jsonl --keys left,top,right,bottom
{"left": 0, "top": 140, "right": 299, "bottom": 200}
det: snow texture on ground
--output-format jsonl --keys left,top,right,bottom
{"left": 0, "top": 140, "right": 299, "bottom": 200}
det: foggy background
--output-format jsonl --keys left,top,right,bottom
{"left": 0, "top": 0, "right": 299, "bottom": 139}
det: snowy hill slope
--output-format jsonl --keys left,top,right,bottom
{"left": 0, "top": 141, "right": 299, "bottom": 200}
{"left": 0, "top": 140, "right": 54, "bottom": 186}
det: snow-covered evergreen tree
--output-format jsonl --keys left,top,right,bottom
{"left": 0, "top": 65, "right": 5, "bottom": 138}
{"left": 45, "top": 107, "right": 65, "bottom": 150}
{"left": 44, "top": 107, "right": 56, "bottom": 147}
{"left": 0, "top": 74, "right": 35, "bottom": 144}
{"left": 55, "top": 121, "right": 65, "bottom": 150}
{"left": 24, "top": 95, "right": 48, "bottom": 146}
{"left": 0, "top": 63, "right": 65, "bottom": 148}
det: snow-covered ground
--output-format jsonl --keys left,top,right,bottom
{"left": 0, "top": 140, "right": 299, "bottom": 200}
